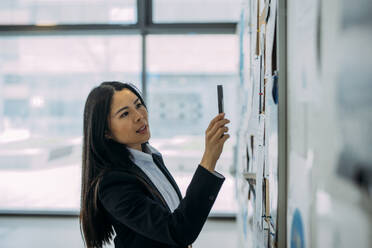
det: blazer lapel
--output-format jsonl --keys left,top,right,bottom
{"left": 152, "top": 153, "right": 183, "bottom": 201}
{"left": 125, "top": 161, "right": 172, "bottom": 212}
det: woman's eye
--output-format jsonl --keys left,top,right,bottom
{"left": 136, "top": 103, "right": 143, "bottom": 108}
{"left": 120, "top": 112, "right": 128, "bottom": 118}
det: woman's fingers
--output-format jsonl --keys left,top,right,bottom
{"left": 211, "top": 125, "right": 229, "bottom": 142}
{"left": 206, "top": 113, "right": 225, "bottom": 132}
{"left": 219, "top": 133, "right": 230, "bottom": 144}
{"left": 208, "top": 118, "right": 230, "bottom": 138}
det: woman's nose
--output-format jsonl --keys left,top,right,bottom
{"left": 133, "top": 109, "right": 144, "bottom": 122}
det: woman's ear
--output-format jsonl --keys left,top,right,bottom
{"left": 105, "top": 131, "right": 112, "bottom": 139}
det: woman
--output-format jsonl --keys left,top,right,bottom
{"left": 80, "top": 81, "right": 230, "bottom": 248}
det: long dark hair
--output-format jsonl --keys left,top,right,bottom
{"left": 80, "top": 81, "right": 147, "bottom": 248}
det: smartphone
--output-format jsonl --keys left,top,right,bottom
{"left": 217, "top": 85, "right": 224, "bottom": 114}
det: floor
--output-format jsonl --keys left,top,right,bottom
{"left": 0, "top": 215, "right": 239, "bottom": 248}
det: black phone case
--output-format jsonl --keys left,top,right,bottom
{"left": 217, "top": 85, "right": 224, "bottom": 114}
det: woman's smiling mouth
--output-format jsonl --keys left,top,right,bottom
{"left": 136, "top": 125, "right": 147, "bottom": 134}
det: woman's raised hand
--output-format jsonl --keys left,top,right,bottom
{"left": 200, "top": 113, "right": 230, "bottom": 172}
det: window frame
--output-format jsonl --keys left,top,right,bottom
{"left": 0, "top": 0, "right": 237, "bottom": 218}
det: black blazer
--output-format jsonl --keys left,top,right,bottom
{"left": 98, "top": 153, "right": 225, "bottom": 248}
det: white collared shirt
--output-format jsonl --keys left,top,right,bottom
{"left": 128, "top": 144, "right": 181, "bottom": 212}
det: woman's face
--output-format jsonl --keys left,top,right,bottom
{"left": 107, "top": 88, "right": 150, "bottom": 151}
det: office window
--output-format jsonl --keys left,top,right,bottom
{"left": 0, "top": 0, "right": 137, "bottom": 25}
{"left": 0, "top": 35, "right": 141, "bottom": 211}
{"left": 147, "top": 34, "right": 238, "bottom": 214}
{"left": 153, "top": 0, "right": 241, "bottom": 23}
